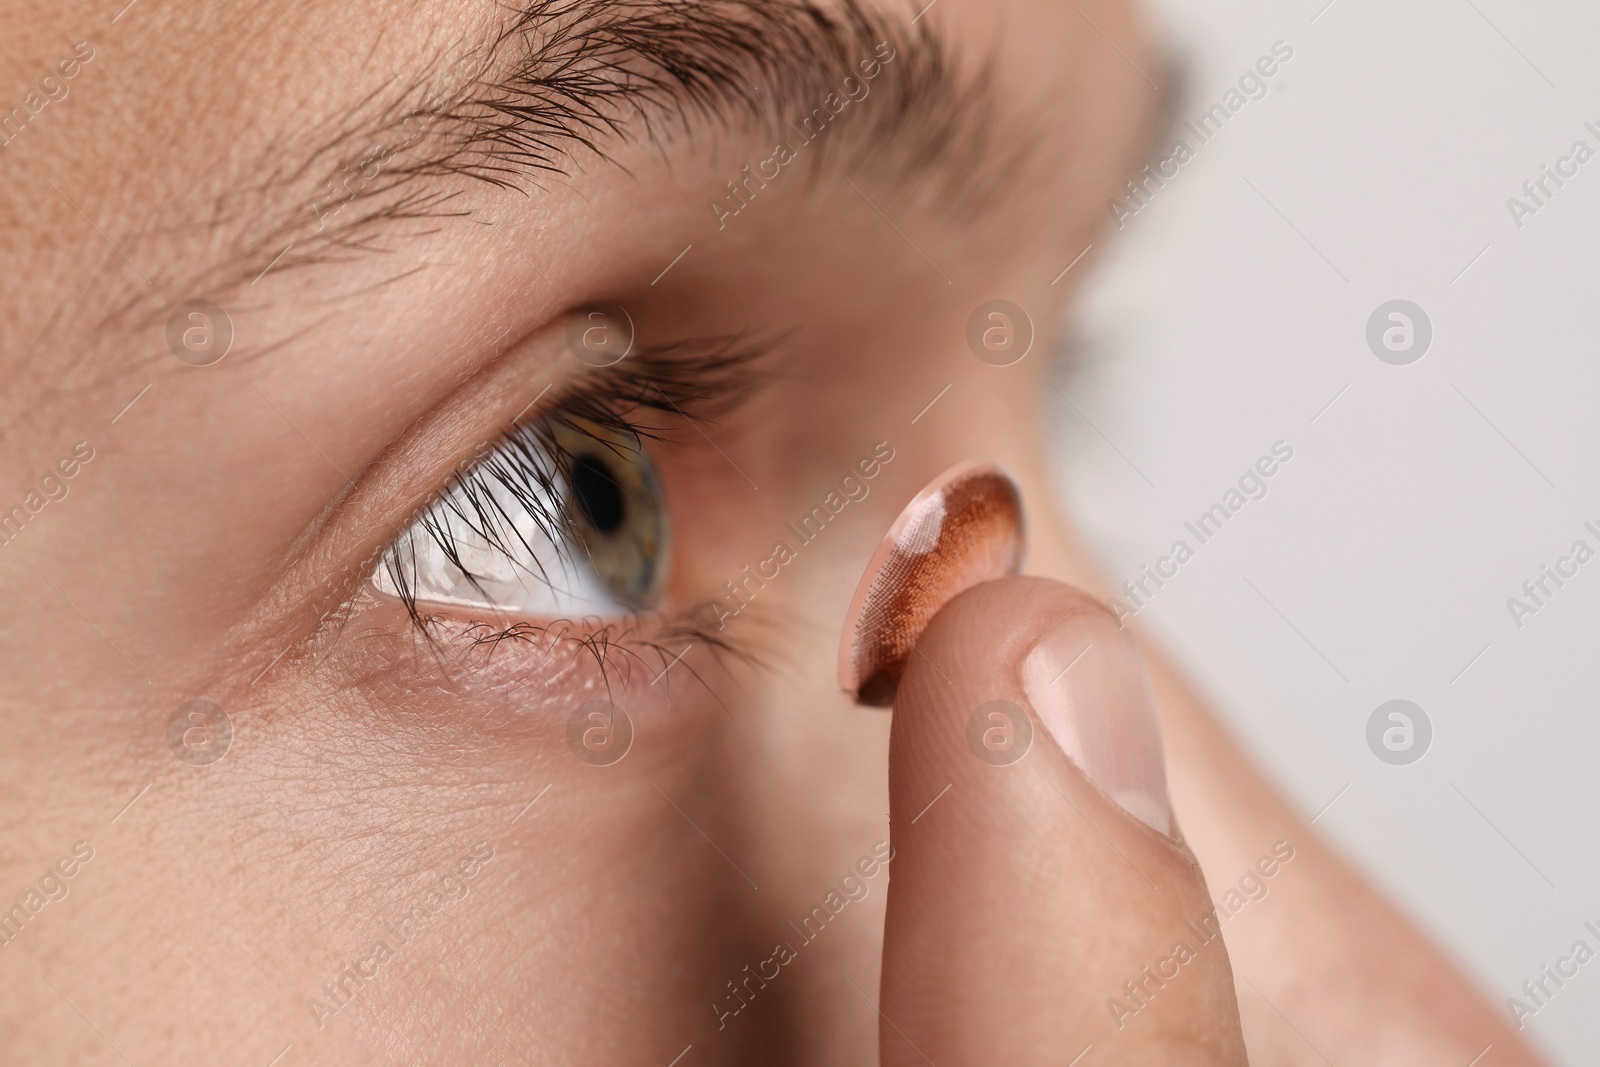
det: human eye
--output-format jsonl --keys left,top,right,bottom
{"left": 364, "top": 336, "right": 763, "bottom": 636}
{"left": 372, "top": 412, "right": 669, "bottom": 620}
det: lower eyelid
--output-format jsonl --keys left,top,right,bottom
{"left": 334, "top": 590, "right": 753, "bottom": 711}
{"left": 288, "top": 605, "right": 733, "bottom": 770}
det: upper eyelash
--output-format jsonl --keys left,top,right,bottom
{"left": 381, "top": 333, "right": 773, "bottom": 632}
{"left": 545, "top": 330, "right": 779, "bottom": 437}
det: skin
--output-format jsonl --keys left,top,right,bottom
{"left": 0, "top": 0, "right": 1547, "bottom": 1064}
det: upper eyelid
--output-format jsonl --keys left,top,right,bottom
{"left": 396, "top": 329, "right": 777, "bottom": 540}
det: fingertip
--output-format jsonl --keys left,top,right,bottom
{"left": 879, "top": 576, "right": 1244, "bottom": 1065}
{"left": 893, "top": 575, "right": 1152, "bottom": 815}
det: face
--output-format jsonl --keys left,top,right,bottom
{"left": 0, "top": 1, "right": 1153, "bottom": 1062}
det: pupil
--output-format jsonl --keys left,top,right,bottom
{"left": 570, "top": 454, "right": 625, "bottom": 534}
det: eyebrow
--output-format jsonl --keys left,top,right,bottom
{"left": 459, "top": 0, "right": 984, "bottom": 184}
{"left": 195, "top": 0, "right": 1007, "bottom": 300}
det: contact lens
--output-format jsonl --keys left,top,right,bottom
{"left": 838, "top": 461, "right": 1025, "bottom": 706}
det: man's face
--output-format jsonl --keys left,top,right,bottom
{"left": 0, "top": 1, "right": 1151, "bottom": 1062}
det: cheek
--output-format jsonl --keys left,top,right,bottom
{"left": 290, "top": 614, "right": 748, "bottom": 1056}
{"left": 54, "top": 698, "right": 737, "bottom": 1062}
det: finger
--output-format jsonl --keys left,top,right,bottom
{"left": 878, "top": 576, "right": 1248, "bottom": 1066}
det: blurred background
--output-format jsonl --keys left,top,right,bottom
{"left": 1053, "top": 0, "right": 1600, "bottom": 1061}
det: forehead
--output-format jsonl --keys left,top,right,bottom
{"left": 2, "top": 2, "right": 969, "bottom": 287}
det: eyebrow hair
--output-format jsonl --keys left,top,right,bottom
{"left": 184, "top": 0, "right": 1009, "bottom": 303}
{"left": 459, "top": 0, "right": 983, "bottom": 185}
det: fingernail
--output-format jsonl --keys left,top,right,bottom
{"left": 1020, "top": 611, "right": 1170, "bottom": 835}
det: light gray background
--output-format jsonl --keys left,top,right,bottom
{"left": 1052, "top": 0, "right": 1600, "bottom": 1061}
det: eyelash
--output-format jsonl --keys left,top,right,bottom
{"left": 378, "top": 334, "right": 770, "bottom": 677}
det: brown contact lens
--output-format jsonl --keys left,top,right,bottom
{"left": 838, "top": 461, "right": 1025, "bottom": 706}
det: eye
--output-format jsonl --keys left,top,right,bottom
{"left": 371, "top": 414, "right": 669, "bottom": 619}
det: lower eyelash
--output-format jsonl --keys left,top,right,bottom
{"left": 393, "top": 601, "right": 761, "bottom": 706}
